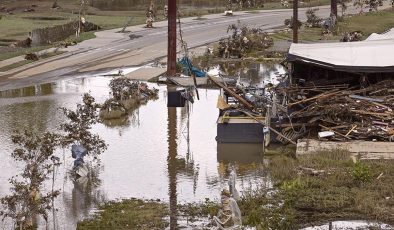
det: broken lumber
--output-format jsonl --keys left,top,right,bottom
{"left": 208, "top": 75, "right": 254, "bottom": 110}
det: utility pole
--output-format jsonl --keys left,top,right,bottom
{"left": 293, "top": 0, "right": 298, "bottom": 43}
{"left": 167, "top": 0, "right": 177, "bottom": 76}
{"left": 331, "top": 0, "right": 338, "bottom": 17}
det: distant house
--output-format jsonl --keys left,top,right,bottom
{"left": 286, "top": 28, "right": 394, "bottom": 85}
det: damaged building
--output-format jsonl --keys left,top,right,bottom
{"left": 287, "top": 28, "right": 394, "bottom": 85}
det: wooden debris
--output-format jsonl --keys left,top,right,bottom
{"left": 274, "top": 80, "right": 394, "bottom": 142}
{"left": 208, "top": 75, "right": 254, "bottom": 110}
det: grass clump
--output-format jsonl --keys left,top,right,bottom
{"left": 77, "top": 199, "right": 169, "bottom": 230}
{"left": 264, "top": 150, "right": 394, "bottom": 228}
{"left": 271, "top": 7, "right": 394, "bottom": 42}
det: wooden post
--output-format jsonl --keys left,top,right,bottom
{"left": 167, "top": 0, "right": 177, "bottom": 76}
{"left": 331, "top": 0, "right": 337, "bottom": 17}
{"left": 293, "top": 0, "right": 298, "bottom": 43}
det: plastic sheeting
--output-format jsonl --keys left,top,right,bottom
{"left": 228, "top": 169, "right": 240, "bottom": 200}
{"left": 178, "top": 57, "right": 206, "bottom": 77}
{"left": 71, "top": 144, "right": 87, "bottom": 168}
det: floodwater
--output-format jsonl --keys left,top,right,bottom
{"left": 0, "top": 63, "right": 275, "bottom": 229}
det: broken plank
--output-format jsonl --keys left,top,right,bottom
{"left": 288, "top": 89, "right": 341, "bottom": 107}
{"left": 349, "top": 94, "right": 384, "bottom": 103}
{"left": 319, "top": 124, "right": 351, "bottom": 140}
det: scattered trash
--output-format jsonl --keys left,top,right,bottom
{"left": 25, "top": 52, "right": 38, "bottom": 61}
{"left": 100, "top": 77, "right": 158, "bottom": 120}
{"left": 340, "top": 31, "right": 363, "bottom": 42}
{"left": 305, "top": 8, "right": 322, "bottom": 28}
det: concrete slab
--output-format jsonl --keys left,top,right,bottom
{"left": 297, "top": 139, "right": 394, "bottom": 159}
{"left": 124, "top": 67, "right": 166, "bottom": 81}
{"left": 168, "top": 76, "right": 208, "bottom": 86}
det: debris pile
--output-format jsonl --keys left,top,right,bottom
{"left": 273, "top": 80, "right": 394, "bottom": 142}
{"left": 217, "top": 23, "right": 273, "bottom": 58}
{"left": 340, "top": 31, "right": 363, "bottom": 42}
{"left": 25, "top": 52, "right": 39, "bottom": 61}
{"left": 100, "top": 77, "right": 158, "bottom": 120}
{"left": 284, "top": 17, "right": 302, "bottom": 29}
{"left": 305, "top": 8, "right": 322, "bottom": 28}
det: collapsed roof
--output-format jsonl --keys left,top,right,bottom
{"left": 287, "top": 28, "right": 394, "bottom": 73}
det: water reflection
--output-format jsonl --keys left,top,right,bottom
{"left": 204, "top": 61, "right": 286, "bottom": 88}
{"left": 217, "top": 143, "right": 264, "bottom": 164}
{"left": 167, "top": 102, "right": 178, "bottom": 229}
{"left": 0, "top": 83, "right": 54, "bottom": 98}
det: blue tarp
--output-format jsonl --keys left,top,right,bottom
{"left": 178, "top": 57, "right": 206, "bottom": 77}
{"left": 71, "top": 144, "right": 87, "bottom": 168}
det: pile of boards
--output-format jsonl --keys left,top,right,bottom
{"left": 274, "top": 80, "right": 394, "bottom": 142}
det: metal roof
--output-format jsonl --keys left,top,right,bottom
{"left": 287, "top": 28, "right": 394, "bottom": 73}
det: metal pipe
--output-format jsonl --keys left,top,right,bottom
{"left": 167, "top": 0, "right": 177, "bottom": 76}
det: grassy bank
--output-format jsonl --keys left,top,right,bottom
{"left": 0, "top": 32, "right": 94, "bottom": 72}
{"left": 237, "top": 150, "right": 394, "bottom": 229}
{"left": 0, "top": 50, "right": 66, "bottom": 72}
{"left": 271, "top": 7, "right": 394, "bottom": 42}
{"left": 77, "top": 199, "right": 169, "bottom": 230}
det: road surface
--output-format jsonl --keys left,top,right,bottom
{"left": 0, "top": 4, "right": 388, "bottom": 90}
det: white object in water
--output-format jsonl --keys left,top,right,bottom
{"left": 228, "top": 169, "right": 240, "bottom": 200}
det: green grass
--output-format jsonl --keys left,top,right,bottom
{"left": 262, "top": 150, "right": 394, "bottom": 228}
{"left": 271, "top": 7, "right": 394, "bottom": 42}
{"left": 258, "top": 0, "right": 330, "bottom": 10}
{"left": 0, "top": 50, "right": 66, "bottom": 71}
{"left": 0, "top": 31, "right": 94, "bottom": 62}
{"left": 0, "top": 45, "right": 52, "bottom": 61}
{"left": 335, "top": 8, "right": 394, "bottom": 36}
{"left": 77, "top": 199, "right": 169, "bottom": 230}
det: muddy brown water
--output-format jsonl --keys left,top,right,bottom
{"left": 0, "top": 63, "right": 277, "bottom": 229}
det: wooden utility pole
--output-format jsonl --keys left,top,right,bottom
{"left": 167, "top": 0, "right": 177, "bottom": 76}
{"left": 331, "top": 0, "right": 338, "bottom": 17}
{"left": 293, "top": 0, "right": 298, "bottom": 43}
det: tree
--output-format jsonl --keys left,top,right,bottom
{"left": 354, "top": 0, "right": 366, "bottom": 14}
{"left": 60, "top": 93, "right": 107, "bottom": 158}
{"left": 0, "top": 131, "right": 61, "bottom": 229}
{"left": 338, "top": 0, "right": 349, "bottom": 16}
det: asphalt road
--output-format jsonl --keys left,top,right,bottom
{"left": 0, "top": 4, "right": 387, "bottom": 90}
